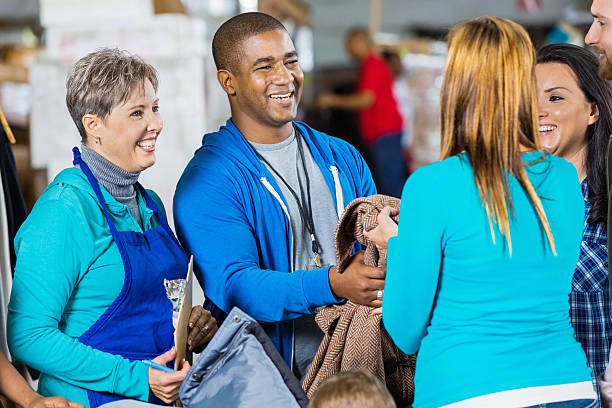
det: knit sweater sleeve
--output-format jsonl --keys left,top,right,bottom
{"left": 7, "top": 186, "right": 149, "bottom": 400}
{"left": 382, "top": 165, "right": 446, "bottom": 354}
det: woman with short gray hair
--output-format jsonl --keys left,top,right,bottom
{"left": 6, "top": 48, "right": 217, "bottom": 408}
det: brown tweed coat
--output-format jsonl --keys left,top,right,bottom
{"left": 302, "top": 195, "right": 416, "bottom": 406}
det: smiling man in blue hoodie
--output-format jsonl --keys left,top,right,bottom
{"left": 174, "top": 12, "right": 384, "bottom": 379}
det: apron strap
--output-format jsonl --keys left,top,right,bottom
{"left": 136, "top": 183, "right": 184, "bottom": 249}
{"left": 73, "top": 147, "right": 184, "bottom": 251}
{"left": 73, "top": 147, "right": 136, "bottom": 288}
{"left": 136, "top": 183, "right": 164, "bottom": 220}
{"left": 72, "top": 147, "right": 122, "bottom": 239}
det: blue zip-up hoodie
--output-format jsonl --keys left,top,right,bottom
{"left": 174, "top": 119, "right": 376, "bottom": 366}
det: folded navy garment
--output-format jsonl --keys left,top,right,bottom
{"left": 100, "top": 307, "right": 307, "bottom": 408}
{"left": 180, "top": 306, "right": 308, "bottom": 408}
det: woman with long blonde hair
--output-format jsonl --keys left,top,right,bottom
{"left": 367, "top": 17, "right": 595, "bottom": 407}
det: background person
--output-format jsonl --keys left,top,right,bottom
{"left": 7, "top": 48, "right": 217, "bottom": 408}
{"left": 366, "top": 17, "right": 596, "bottom": 408}
{"left": 585, "top": 2, "right": 612, "bottom": 403}
{"left": 316, "top": 27, "right": 405, "bottom": 198}
{"left": 536, "top": 43, "right": 612, "bottom": 384}
{"left": 586, "top": 0, "right": 612, "bottom": 82}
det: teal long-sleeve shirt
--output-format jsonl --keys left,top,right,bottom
{"left": 7, "top": 168, "right": 167, "bottom": 407}
{"left": 382, "top": 152, "right": 593, "bottom": 407}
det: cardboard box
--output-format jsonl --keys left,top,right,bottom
{"left": 39, "top": 0, "right": 154, "bottom": 28}
{"left": 44, "top": 15, "right": 207, "bottom": 63}
{"left": 400, "top": 54, "right": 446, "bottom": 172}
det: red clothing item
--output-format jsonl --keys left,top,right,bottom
{"left": 357, "top": 52, "right": 403, "bottom": 145}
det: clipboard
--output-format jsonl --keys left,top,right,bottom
{"left": 174, "top": 255, "right": 193, "bottom": 371}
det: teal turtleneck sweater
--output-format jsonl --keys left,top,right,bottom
{"left": 80, "top": 144, "right": 142, "bottom": 228}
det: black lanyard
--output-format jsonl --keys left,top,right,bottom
{"left": 250, "top": 127, "right": 322, "bottom": 268}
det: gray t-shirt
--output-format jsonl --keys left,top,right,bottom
{"left": 251, "top": 131, "right": 339, "bottom": 380}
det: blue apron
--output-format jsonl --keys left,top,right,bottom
{"left": 72, "top": 147, "right": 188, "bottom": 408}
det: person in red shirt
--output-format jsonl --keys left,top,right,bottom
{"left": 317, "top": 27, "right": 405, "bottom": 197}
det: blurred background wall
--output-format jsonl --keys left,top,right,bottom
{"left": 0, "top": 0, "right": 594, "bottom": 219}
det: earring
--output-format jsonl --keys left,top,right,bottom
{"left": 95, "top": 137, "right": 101, "bottom": 144}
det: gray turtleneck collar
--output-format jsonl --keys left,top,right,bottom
{"left": 80, "top": 144, "right": 143, "bottom": 228}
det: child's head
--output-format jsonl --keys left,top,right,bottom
{"left": 308, "top": 370, "right": 396, "bottom": 408}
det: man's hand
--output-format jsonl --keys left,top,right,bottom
{"left": 315, "top": 91, "right": 375, "bottom": 111}
{"left": 187, "top": 305, "right": 218, "bottom": 352}
{"left": 315, "top": 93, "right": 338, "bottom": 109}
{"left": 329, "top": 251, "right": 385, "bottom": 307}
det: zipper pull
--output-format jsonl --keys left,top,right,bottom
{"left": 311, "top": 234, "right": 322, "bottom": 267}
{"left": 314, "top": 253, "right": 322, "bottom": 268}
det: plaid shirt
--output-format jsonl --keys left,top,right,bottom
{"left": 570, "top": 178, "right": 610, "bottom": 380}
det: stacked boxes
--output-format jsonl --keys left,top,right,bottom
{"left": 39, "top": 0, "right": 155, "bottom": 28}
{"left": 399, "top": 54, "right": 446, "bottom": 173}
{"left": 44, "top": 14, "right": 206, "bottom": 63}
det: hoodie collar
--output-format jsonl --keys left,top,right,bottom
{"left": 203, "top": 119, "right": 336, "bottom": 178}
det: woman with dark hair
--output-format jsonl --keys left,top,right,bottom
{"left": 536, "top": 43, "right": 612, "bottom": 381}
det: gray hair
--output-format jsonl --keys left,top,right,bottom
{"left": 66, "top": 48, "right": 159, "bottom": 142}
